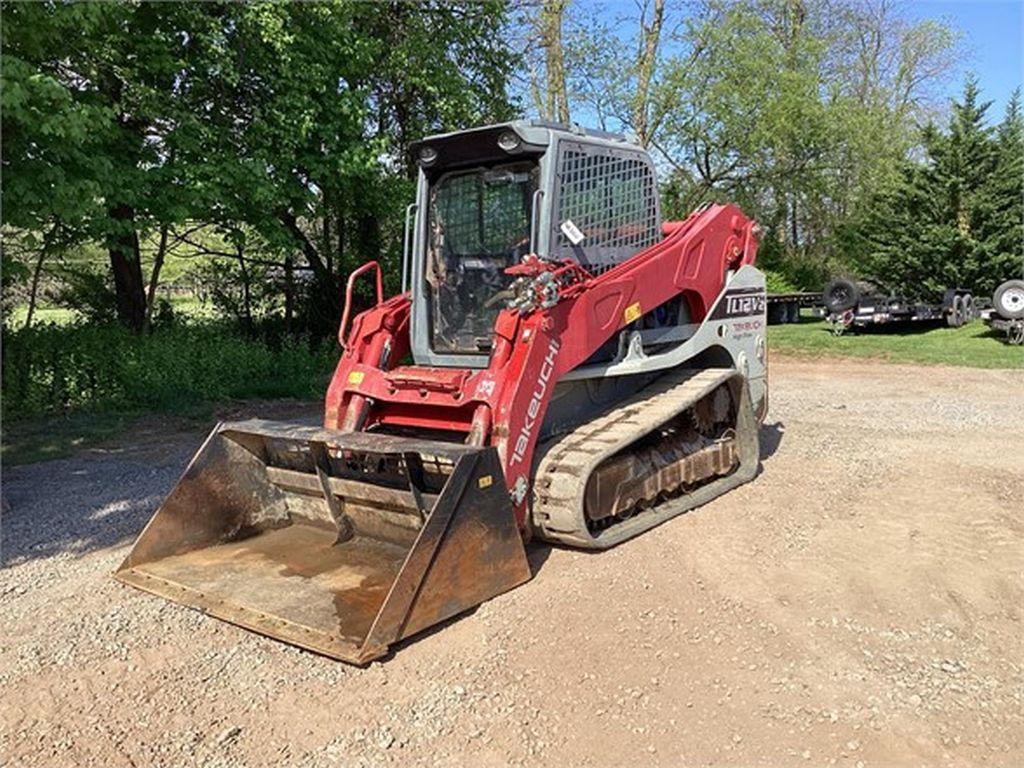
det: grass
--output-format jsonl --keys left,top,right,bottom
{"left": 6, "top": 294, "right": 213, "bottom": 329}
{"left": 1, "top": 309, "right": 339, "bottom": 466}
{"left": 166, "top": 295, "right": 213, "bottom": 318}
{"left": 769, "top": 315, "right": 1023, "bottom": 369}
{"left": 5, "top": 305, "right": 78, "bottom": 326}
{"left": 3, "top": 411, "right": 130, "bottom": 465}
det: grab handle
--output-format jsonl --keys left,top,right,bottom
{"left": 339, "top": 261, "right": 384, "bottom": 347}
{"left": 528, "top": 189, "right": 545, "bottom": 256}
{"left": 401, "top": 203, "right": 417, "bottom": 294}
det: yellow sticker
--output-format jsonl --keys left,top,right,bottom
{"left": 623, "top": 302, "right": 642, "bottom": 324}
{"left": 477, "top": 474, "right": 493, "bottom": 489}
{"left": 347, "top": 371, "right": 365, "bottom": 384}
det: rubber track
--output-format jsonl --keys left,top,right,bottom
{"left": 532, "top": 367, "right": 742, "bottom": 549}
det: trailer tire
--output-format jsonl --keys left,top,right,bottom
{"left": 961, "top": 294, "right": 975, "bottom": 323}
{"left": 767, "top": 303, "right": 787, "bottom": 324}
{"left": 942, "top": 288, "right": 957, "bottom": 311}
{"left": 824, "top": 279, "right": 859, "bottom": 313}
{"left": 947, "top": 295, "right": 964, "bottom": 327}
{"left": 993, "top": 279, "right": 1024, "bottom": 319}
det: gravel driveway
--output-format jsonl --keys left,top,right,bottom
{"left": 2, "top": 357, "right": 1022, "bottom": 767}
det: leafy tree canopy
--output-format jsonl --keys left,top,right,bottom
{"left": 2, "top": 1, "right": 517, "bottom": 331}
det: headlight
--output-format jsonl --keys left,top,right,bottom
{"left": 418, "top": 146, "right": 438, "bottom": 165}
{"left": 497, "top": 131, "right": 521, "bottom": 152}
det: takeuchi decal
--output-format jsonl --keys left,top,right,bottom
{"left": 510, "top": 338, "right": 560, "bottom": 466}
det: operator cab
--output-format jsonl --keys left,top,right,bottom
{"left": 407, "top": 120, "right": 661, "bottom": 368}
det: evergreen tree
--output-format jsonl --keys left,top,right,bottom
{"left": 851, "top": 79, "right": 1019, "bottom": 300}
{"left": 977, "top": 89, "right": 1024, "bottom": 285}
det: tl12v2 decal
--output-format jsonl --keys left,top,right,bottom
{"left": 709, "top": 286, "right": 766, "bottom": 320}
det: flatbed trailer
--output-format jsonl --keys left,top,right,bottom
{"left": 823, "top": 279, "right": 976, "bottom": 335}
{"left": 840, "top": 297, "right": 955, "bottom": 329}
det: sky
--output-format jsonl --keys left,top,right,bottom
{"left": 905, "top": 0, "right": 1023, "bottom": 119}
{"left": 585, "top": 0, "right": 1023, "bottom": 123}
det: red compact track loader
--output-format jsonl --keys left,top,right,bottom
{"left": 117, "top": 122, "right": 768, "bottom": 664}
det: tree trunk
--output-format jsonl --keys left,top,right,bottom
{"left": 322, "top": 190, "right": 334, "bottom": 276}
{"left": 540, "top": 0, "right": 570, "bottom": 123}
{"left": 279, "top": 210, "right": 339, "bottom": 333}
{"left": 279, "top": 211, "right": 328, "bottom": 281}
{"left": 24, "top": 246, "right": 47, "bottom": 329}
{"left": 236, "top": 243, "right": 253, "bottom": 332}
{"left": 284, "top": 255, "right": 294, "bottom": 335}
{"left": 355, "top": 212, "right": 381, "bottom": 264}
{"left": 790, "top": 197, "right": 800, "bottom": 249}
{"left": 142, "top": 224, "right": 170, "bottom": 333}
{"left": 633, "top": 0, "right": 666, "bottom": 146}
{"left": 108, "top": 204, "right": 147, "bottom": 332}
{"left": 336, "top": 202, "right": 346, "bottom": 276}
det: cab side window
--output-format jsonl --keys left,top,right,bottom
{"left": 552, "top": 142, "right": 659, "bottom": 273}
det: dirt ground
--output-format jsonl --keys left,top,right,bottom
{"left": 2, "top": 357, "right": 1022, "bottom": 768}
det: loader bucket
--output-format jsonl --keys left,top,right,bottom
{"left": 115, "top": 420, "right": 531, "bottom": 664}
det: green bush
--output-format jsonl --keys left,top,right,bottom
{"left": 763, "top": 269, "right": 799, "bottom": 294}
{"left": 53, "top": 264, "right": 119, "bottom": 324}
{"left": 1, "top": 321, "right": 338, "bottom": 421}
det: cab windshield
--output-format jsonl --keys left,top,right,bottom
{"left": 426, "top": 161, "right": 539, "bottom": 354}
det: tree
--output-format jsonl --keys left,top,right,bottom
{"left": 184, "top": 1, "right": 517, "bottom": 334}
{"left": 2, "top": 1, "right": 518, "bottom": 334}
{"left": 977, "top": 89, "right": 1024, "bottom": 282}
{"left": 850, "top": 79, "right": 1020, "bottom": 299}
{"left": 631, "top": 0, "right": 667, "bottom": 146}
{"left": 515, "top": 0, "right": 675, "bottom": 146}
{"left": 651, "top": 0, "right": 958, "bottom": 285}
{"left": 2, "top": 2, "right": 222, "bottom": 331}
{"left": 518, "top": 0, "right": 571, "bottom": 123}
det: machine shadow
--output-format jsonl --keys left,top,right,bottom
{"left": 517, "top": 423, "right": 787, "bottom": 571}
{"left": 760, "top": 421, "right": 786, "bottom": 462}
{"left": 2, "top": 404, "right": 324, "bottom": 569}
{"left": 1, "top": 451, "right": 191, "bottom": 568}
{"left": 526, "top": 540, "right": 553, "bottom": 574}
